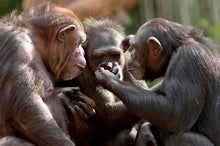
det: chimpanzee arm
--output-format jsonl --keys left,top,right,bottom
{"left": 1, "top": 66, "right": 75, "bottom": 146}
{"left": 10, "top": 90, "right": 74, "bottom": 146}
{"left": 95, "top": 46, "right": 205, "bottom": 134}
{"left": 83, "top": 86, "right": 138, "bottom": 128}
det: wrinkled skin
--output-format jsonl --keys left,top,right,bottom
{"left": 66, "top": 18, "right": 146, "bottom": 146}
{"left": 0, "top": 3, "right": 86, "bottom": 146}
{"left": 95, "top": 18, "right": 220, "bottom": 146}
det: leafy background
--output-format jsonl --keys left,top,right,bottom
{"left": 1, "top": 0, "right": 219, "bottom": 51}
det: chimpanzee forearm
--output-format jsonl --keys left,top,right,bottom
{"left": 14, "top": 95, "right": 74, "bottom": 146}
{"left": 95, "top": 68, "right": 204, "bottom": 133}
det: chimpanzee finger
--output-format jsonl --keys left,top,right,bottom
{"left": 79, "top": 94, "right": 96, "bottom": 108}
{"left": 106, "top": 62, "right": 113, "bottom": 71}
{"left": 112, "top": 65, "right": 119, "bottom": 75}
{"left": 101, "top": 66, "right": 106, "bottom": 72}
{"left": 57, "top": 87, "right": 80, "bottom": 94}
{"left": 67, "top": 87, "right": 81, "bottom": 97}
{"left": 57, "top": 87, "right": 81, "bottom": 98}
{"left": 95, "top": 67, "right": 107, "bottom": 79}
{"left": 74, "top": 105, "right": 89, "bottom": 120}
{"left": 78, "top": 101, "right": 95, "bottom": 116}
{"left": 60, "top": 95, "right": 74, "bottom": 109}
{"left": 67, "top": 104, "right": 77, "bottom": 116}
{"left": 95, "top": 66, "right": 117, "bottom": 83}
{"left": 111, "top": 63, "right": 123, "bottom": 80}
{"left": 115, "top": 73, "right": 121, "bottom": 79}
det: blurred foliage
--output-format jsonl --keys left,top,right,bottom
{"left": 147, "top": 77, "right": 164, "bottom": 88}
{"left": 0, "top": 0, "right": 22, "bottom": 17}
{"left": 124, "top": 5, "right": 141, "bottom": 35}
{"left": 0, "top": 0, "right": 219, "bottom": 51}
{"left": 125, "top": 7, "right": 220, "bottom": 51}
{"left": 197, "top": 18, "right": 220, "bottom": 50}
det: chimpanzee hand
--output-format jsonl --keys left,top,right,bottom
{"left": 57, "top": 87, "right": 96, "bottom": 120}
{"left": 98, "top": 62, "right": 123, "bottom": 80}
{"left": 95, "top": 65, "right": 119, "bottom": 88}
{"left": 135, "top": 122, "right": 158, "bottom": 146}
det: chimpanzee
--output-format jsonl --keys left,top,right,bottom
{"left": 95, "top": 18, "right": 220, "bottom": 146}
{"left": 62, "top": 18, "right": 148, "bottom": 146}
{"left": 0, "top": 3, "right": 87, "bottom": 146}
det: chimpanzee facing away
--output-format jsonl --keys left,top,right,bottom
{"left": 95, "top": 18, "right": 220, "bottom": 146}
{"left": 0, "top": 3, "right": 87, "bottom": 146}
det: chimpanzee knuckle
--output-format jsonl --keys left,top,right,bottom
{"left": 95, "top": 70, "right": 101, "bottom": 80}
{"left": 79, "top": 101, "right": 95, "bottom": 116}
{"left": 73, "top": 90, "right": 86, "bottom": 100}
{"left": 67, "top": 104, "right": 76, "bottom": 115}
{"left": 79, "top": 101, "right": 90, "bottom": 109}
{"left": 70, "top": 87, "right": 80, "bottom": 92}
{"left": 60, "top": 96, "right": 70, "bottom": 106}
{"left": 116, "top": 73, "right": 121, "bottom": 79}
{"left": 112, "top": 66, "right": 119, "bottom": 74}
{"left": 55, "top": 92, "right": 66, "bottom": 100}
{"left": 102, "top": 62, "right": 112, "bottom": 71}
{"left": 57, "top": 87, "right": 80, "bottom": 98}
{"left": 77, "top": 91, "right": 86, "bottom": 98}
{"left": 64, "top": 87, "right": 75, "bottom": 95}
{"left": 75, "top": 105, "right": 89, "bottom": 120}
{"left": 80, "top": 95, "right": 96, "bottom": 108}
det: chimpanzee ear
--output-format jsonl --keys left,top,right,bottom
{"left": 121, "top": 35, "right": 134, "bottom": 52}
{"left": 58, "top": 24, "right": 76, "bottom": 42}
{"left": 147, "top": 36, "right": 163, "bottom": 56}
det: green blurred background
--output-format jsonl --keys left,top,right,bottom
{"left": 0, "top": 0, "right": 220, "bottom": 50}
{"left": 0, "top": 0, "right": 22, "bottom": 15}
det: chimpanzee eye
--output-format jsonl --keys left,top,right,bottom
{"left": 111, "top": 52, "right": 120, "bottom": 60}
{"left": 94, "top": 54, "right": 104, "bottom": 61}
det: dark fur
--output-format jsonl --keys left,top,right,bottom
{"left": 95, "top": 18, "right": 220, "bottom": 146}
{"left": 65, "top": 18, "right": 140, "bottom": 146}
{"left": 0, "top": 3, "right": 86, "bottom": 146}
